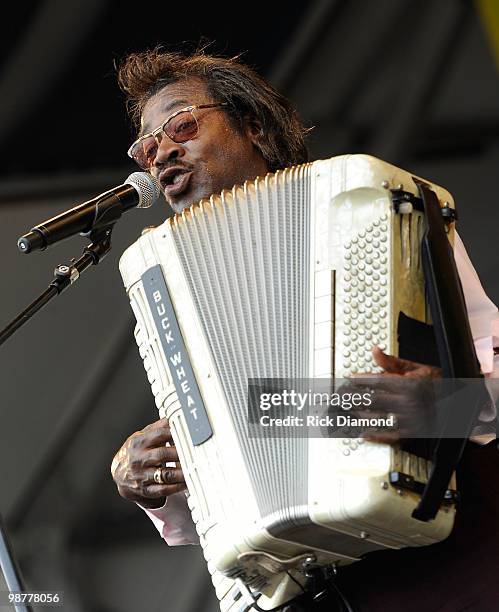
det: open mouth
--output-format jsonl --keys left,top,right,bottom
{"left": 160, "top": 168, "right": 193, "bottom": 197}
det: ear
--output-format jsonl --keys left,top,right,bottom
{"left": 243, "top": 115, "right": 263, "bottom": 147}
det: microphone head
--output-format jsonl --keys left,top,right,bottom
{"left": 124, "top": 172, "right": 161, "bottom": 209}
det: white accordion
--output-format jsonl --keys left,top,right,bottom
{"left": 120, "top": 155, "right": 457, "bottom": 610}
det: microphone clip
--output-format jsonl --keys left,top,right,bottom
{"left": 50, "top": 225, "right": 114, "bottom": 295}
{"left": 0, "top": 224, "right": 117, "bottom": 347}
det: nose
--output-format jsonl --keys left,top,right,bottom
{"left": 153, "top": 136, "right": 185, "bottom": 168}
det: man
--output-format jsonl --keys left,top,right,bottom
{"left": 111, "top": 45, "right": 307, "bottom": 514}
{"left": 111, "top": 48, "right": 498, "bottom": 610}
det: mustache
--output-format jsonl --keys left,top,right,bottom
{"left": 158, "top": 161, "right": 194, "bottom": 173}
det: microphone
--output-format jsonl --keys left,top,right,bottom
{"left": 17, "top": 172, "right": 161, "bottom": 254}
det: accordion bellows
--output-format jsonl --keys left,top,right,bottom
{"left": 120, "top": 155, "right": 457, "bottom": 609}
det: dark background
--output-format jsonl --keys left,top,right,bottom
{"left": 0, "top": 1, "right": 498, "bottom": 611}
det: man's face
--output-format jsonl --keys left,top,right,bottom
{"left": 140, "top": 78, "right": 269, "bottom": 213}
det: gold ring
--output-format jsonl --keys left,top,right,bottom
{"left": 153, "top": 467, "right": 165, "bottom": 484}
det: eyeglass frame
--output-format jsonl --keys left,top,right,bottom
{"left": 127, "top": 102, "right": 229, "bottom": 168}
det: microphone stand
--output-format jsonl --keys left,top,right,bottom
{"left": 0, "top": 226, "right": 113, "bottom": 347}
{"left": 0, "top": 516, "right": 31, "bottom": 612}
{"left": 0, "top": 225, "right": 114, "bottom": 609}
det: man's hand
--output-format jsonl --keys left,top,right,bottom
{"left": 347, "top": 346, "right": 442, "bottom": 443}
{"left": 111, "top": 418, "right": 186, "bottom": 509}
{"left": 365, "top": 346, "right": 442, "bottom": 380}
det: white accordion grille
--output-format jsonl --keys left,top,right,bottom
{"left": 171, "top": 165, "right": 312, "bottom": 522}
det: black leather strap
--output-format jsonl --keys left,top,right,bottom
{"left": 412, "top": 180, "right": 486, "bottom": 521}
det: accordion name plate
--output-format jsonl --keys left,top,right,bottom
{"left": 140, "top": 264, "right": 212, "bottom": 445}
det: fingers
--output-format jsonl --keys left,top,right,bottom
{"left": 140, "top": 481, "right": 188, "bottom": 501}
{"left": 115, "top": 464, "right": 186, "bottom": 505}
{"left": 351, "top": 347, "right": 442, "bottom": 379}
{"left": 362, "top": 431, "right": 401, "bottom": 445}
{"left": 349, "top": 347, "right": 411, "bottom": 377}
{"left": 118, "top": 481, "right": 187, "bottom": 508}
{"left": 341, "top": 376, "right": 411, "bottom": 396}
{"left": 143, "top": 445, "right": 180, "bottom": 466}
{"left": 111, "top": 417, "right": 186, "bottom": 507}
{"left": 139, "top": 418, "right": 175, "bottom": 448}
{"left": 144, "top": 467, "right": 185, "bottom": 485}
{"left": 140, "top": 467, "right": 187, "bottom": 502}
{"left": 371, "top": 346, "right": 414, "bottom": 374}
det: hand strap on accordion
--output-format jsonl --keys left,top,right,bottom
{"left": 412, "top": 179, "right": 486, "bottom": 521}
